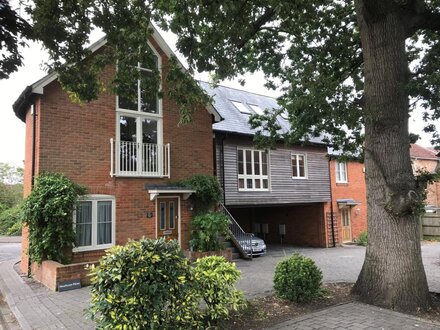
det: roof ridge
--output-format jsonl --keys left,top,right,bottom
{"left": 198, "top": 80, "right": 278, "bottom": 99}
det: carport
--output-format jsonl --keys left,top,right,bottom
{"left": 228, "top": 203, "right": 328, "bottom": 247}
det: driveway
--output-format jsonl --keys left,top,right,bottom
{"left": 235, "top": 242, "right": 440, "bottom": 298}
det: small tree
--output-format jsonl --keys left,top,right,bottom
{"left": 22, "top": 173, "right": 85, "bottom": 264}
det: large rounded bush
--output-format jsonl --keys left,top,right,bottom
{"left": 273, "top": 253, "right": 323, "bottom": 302}
{"left": 89, "top": 238, "right": 201, "bottom": 329}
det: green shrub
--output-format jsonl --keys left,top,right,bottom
{"left": 179, "top": 175, "right": 222, "bottom": 214}
{"left": 0, "top": 204, "right": 22, "bottom": 236}
{"left": 22, "top": 173, "right": 86, "bottom": 264}
{"left": 190, "top": 212, "right": 230, "bottom": 252}
{"left": 357, "top": 231, "right": 368, "bottom": 246}
{"left": 274, "top": 253, "right": 323, "bottom": 303}
{"left": 89, "top": 238, "right": 202, "bottom": 329}
{"left": 194, "top": 256, "right": 244, "bottom": 326}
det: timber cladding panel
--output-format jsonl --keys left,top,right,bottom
{"left": 21, "top": 37, "right": 214, "bottom": 267}
{"left": 218, "top": 135, "right": 331, "bottom": 206}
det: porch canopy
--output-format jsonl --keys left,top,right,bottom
{"left": 145, "top": 184, "right": 195, "bottom": 201}
{"left": 337, "top": 199, "right": 361, "bottom": 208}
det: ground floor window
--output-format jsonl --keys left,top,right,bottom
{"left": 74, "top": 195, "right": 115, "bottom": 251}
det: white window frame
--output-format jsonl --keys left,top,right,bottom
{"left": 335, "top": 161, "right": 348, "bottom": 183}
{"left": 116, "top": 41, "right": 163, "bottom": 150}
{"left": 73, "top": 195, "right": 116, "bottom": 252}
{"left": 237, "top": 148, "right": 270, "bottom": 191}
{"left": 291, "top": 153, "right": 308, "bottom": 179}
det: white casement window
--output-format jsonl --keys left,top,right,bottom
{"left": 237, "top": 148, "right": 269, "bottom": 191}
{"left": 73, "top": 195, "right": 115, "bottom": 252}
{"left": 335, "top": 161, "right": 348, "bottom": 183}
{"left": 115, "top": 42, "right": 165, "bottom": 176}
{"left": 291, "top": 153, "right": 307, "bottom": 179}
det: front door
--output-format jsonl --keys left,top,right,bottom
{"left": 157, "top": 197, "right": 179, "bottom": 241}
{"left": 341, "top": 208, "right": 352, "bottom": 242}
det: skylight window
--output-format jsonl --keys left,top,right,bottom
{"left": 280, "top": 111, "right": 289, "bottom": 120}
{"left": 231, "top": 101, "right": 251, "bottom": 114}
{"left": 248, "top": 104, "right": 264, "bottom": 115}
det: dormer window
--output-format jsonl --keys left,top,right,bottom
{"left": 231, "top": 101, "right": 251, "bottom": 114}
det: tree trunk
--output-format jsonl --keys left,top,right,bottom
{"left": 352, "top": 0, "right": 431, "bottom": 312}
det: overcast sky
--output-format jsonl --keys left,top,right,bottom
{"left": 0, "top": 25, "right": 435, "bottom": 168}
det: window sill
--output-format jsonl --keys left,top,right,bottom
{"left": 292, "top": 177, "right": 308, "bottom": 180}
{"left": 336, "top": 182, "right": 349, "bottom": 186}
{"left": 73, "top": 244, "right": 113, "bottom": 253}
{"left": 238, "top": 189, "right": 270, "bottom": 192}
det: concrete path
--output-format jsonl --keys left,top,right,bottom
{"left": 266, "top": 302, "right": 440, "bottom": 330}
{"left": 1, "top": 241, "right": 440, "bottom": 329}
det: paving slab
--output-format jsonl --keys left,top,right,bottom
{"left": 266, "top": 302, "right": 440, "bottom": 330}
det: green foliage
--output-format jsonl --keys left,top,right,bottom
{"left": 0, "top": 204, "right": 22, "bottom": 236}
{"left": 179, "top": 175, "right": 222, "bottom": 214}
{"left": 0, "top": 183, "right": 23, "bottom": 210}
{"left": 22, "top": 173, "right": 86, "bottom": 264}
{"left": 194, "top": 256, "right": 244, "bottom": 326}
{"left": 190, "top": 212, "right": 230, "bottom": 252}
{"left": 274, "top": 253, "right": 323, "bottom": 303}
{"left": 89, "top": 238, "right": 202, "bottom": 329}
{"left": 357, "top": 231, "right": 368, "bottom": 246}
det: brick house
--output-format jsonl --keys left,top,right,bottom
{"left": 13, "top": 27, "right": 221, "bottom": 278}
{"left": 410, "top": 144, "right": 440, "bottom": 208}
{"left": 327, "top": 158, "right": 367, "bottom": 245}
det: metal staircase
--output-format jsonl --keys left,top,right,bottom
{"left": 218, "top": 203, "right": 253, "bottom": 260}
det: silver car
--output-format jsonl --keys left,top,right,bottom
{"left": 239, "top": 236, "right": 267, "bottom": 256}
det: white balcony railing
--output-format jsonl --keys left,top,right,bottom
{"left": 110, "top": 139, "right": 170, "bottom": 178}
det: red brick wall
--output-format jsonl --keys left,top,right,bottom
{"left": 327, "top": 160, "right": 367, "bottom": 244}
{"left": 21, "top": 98, "right": 42, "bottom": 273}
{"left": 21, "top": 37, "right": 214, "bottom": 266}
{"left": 229, "top": 204, "right": 327, "bottom": 247}
{"left": 31, "top": 260, "right": 99, "bottom": 291}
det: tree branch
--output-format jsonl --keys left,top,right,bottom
{"left": 236, "top": 7, "right": 276, "bottom": 49}
{"left": 412, "top": 10, "right": 440, "bottom": 32}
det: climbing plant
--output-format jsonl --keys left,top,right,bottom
{"left": 22, "top": 173, "right": 86, "bottom": 264}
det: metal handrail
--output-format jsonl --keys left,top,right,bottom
{"left": 219, "top": 203, "right": 253, "bottom": 259}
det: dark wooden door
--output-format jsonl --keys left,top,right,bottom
{"left": 157, "top": 198, "right": 179, "bottom": 241}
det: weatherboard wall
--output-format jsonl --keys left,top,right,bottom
{"left": 217, "top": 135, "right": 331, "bottom": 206}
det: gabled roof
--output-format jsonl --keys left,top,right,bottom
{"left": 13, "top": 26, "right": 221, "bottom": 122}
{"left": 410, "top": 144, "right": 439, "bottom": 160}
{"left": 199, "top": 81, "right": 326, "bottom": 144}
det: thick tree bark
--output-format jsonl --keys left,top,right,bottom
{"left": 352, "top": 0, "right": 431, "bottom": 312}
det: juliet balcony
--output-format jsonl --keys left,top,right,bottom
{"left": 110, "top": 139, "right": 170, "bottom": 178}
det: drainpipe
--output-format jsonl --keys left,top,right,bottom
{"left": 221, "top": 134, "right": 227, "bottom": 206}
{"left": 31, "top": 103, "right": 36, "bottom": 188}
{"left": 29, "top": 102, "right": 37, "bottom": 276}
{"left": 328, "top": 158, "right": 336, "bottom": 247}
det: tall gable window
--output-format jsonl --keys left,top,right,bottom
{"left": 291, "top": 153, "right": 307, "bottom": 179}
{"left": 335, "top": 161, "right": 347, "bottom": 183}
{"left": 237, "top": 148, "right": 269, "bottom": 191}
{"left": 113, "top": 43, "right": 170, "bottom": 178}
{"left": 74, "top": 195, "right": 115, "bottom": 252}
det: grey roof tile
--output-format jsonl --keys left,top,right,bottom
{"left": 199, "top": 81, "right": 325, "bottom": 144}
